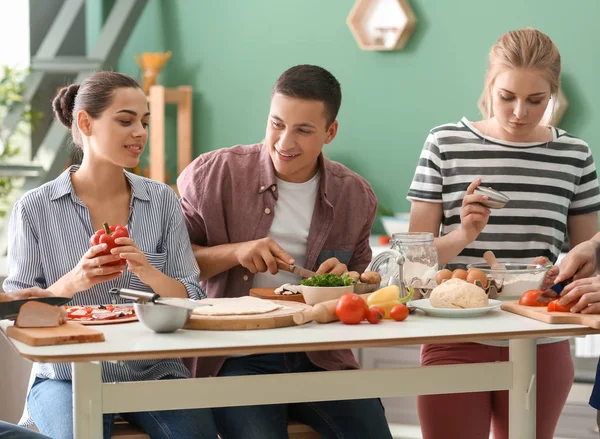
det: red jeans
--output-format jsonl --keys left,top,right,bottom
{"left": 418, "top": 341, "right": 573, "bottom": 439}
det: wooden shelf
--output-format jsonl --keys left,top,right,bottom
{"left": 347, "top": 0, "right": 417, "bottom": 51}
{"left": 145, "top": 85, "right": 193, "bottom": 185}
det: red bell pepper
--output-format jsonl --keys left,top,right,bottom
{"left": 89, "top": 222, "right": 129, "bottom": 266}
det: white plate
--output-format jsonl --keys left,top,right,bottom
{"left": 410, "top": 299, "right": 503, "bottom": 318}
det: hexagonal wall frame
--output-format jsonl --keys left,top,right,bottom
{"left": 477, "top": 88, "right": 569, "bottom": 126}
{"left": 347, "top": 0, "right": 417, "bottom": 51}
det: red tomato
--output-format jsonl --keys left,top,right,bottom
{"left": 366, "top": 306, "right": 384, "bottom": 324}
{"left": 335, "top": 293, "right": 368, "bottom": 325}
{"left": 518, "top": 289, "right": 546, "bottom": 307}
{"left": 547, "top": 299, "right": 573, "bottom": 313}
{"left": 390, "top": 304, "right": 409, "bottom": 322}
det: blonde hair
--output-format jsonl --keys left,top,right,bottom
{"left": 479, "top": 28, "right": 561, "bottom": 119}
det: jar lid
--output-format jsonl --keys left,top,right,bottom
{"left": 391, "top": 232, "right": 434, "bottom": 244}
{"left": 365, "top": 249, "right": 402, "bottom": 287}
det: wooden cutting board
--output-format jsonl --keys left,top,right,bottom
{"left": 501, "top": 301, "right": 600, "bottom": 329}
{"left": 249, "top": 288, "right": 305, "bottom": 303}
{"left": 6, "top": 322, "right": 105, "bottom": 346}
{"left": 184, "top": 300, "right": 312, "bottom": 330}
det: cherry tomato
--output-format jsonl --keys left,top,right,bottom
{"left": 335, "top": 293, "right": 368, "bottom": 325}
{"left": 366, "top": 306, "right": 384, "bottom": 324}
{"left": 518, "top": 289, "right": 546, "bottom": 307}
{"left": 547, "top": 299, "right": 572, "bottom": 313}
{"left": 390, "top": 304, "right": 409, "bottom": 322}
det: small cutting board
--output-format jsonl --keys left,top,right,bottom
{"left": 249, "top": 288, "right": 305, "bottom": 303}
{"left": 501, "top": 301, "right": 600, "bottom": 329}
{"left": 6, "top": 322, "right": 105, "bottom": 346}
{"left": 184, "top": 300, "right": 312, "bottom": 330}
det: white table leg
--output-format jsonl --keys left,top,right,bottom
{"left": 509, "top": 338, "right": 536, "bottom": 439}
{"left": 72, "top": 362, "right": 103, "bottom": 439}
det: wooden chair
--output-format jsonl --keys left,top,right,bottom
{"left": 113, "top": 420, "right": 322, "bottom": 439}
{"left": 112, "top": 421, "right": 150, "bottom": 438}
{"left": 287, "top": 420, "right": 323, "bottom": 438}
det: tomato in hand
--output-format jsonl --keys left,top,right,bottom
{"left": 366, "top": 306, "right": 384, "bottom": 324}
{"left": 335, "top": 293, "right": 368, "bottom": 325}
{"left": 518, "top": 289, "right": 546, "bottom": 307}
{"left": 390, "top": 304, "right": 409, "bottom": 322}
{"left": 547, "top": 299, "right": 573, "bottom": 313}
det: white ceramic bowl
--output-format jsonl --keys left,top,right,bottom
{"left": 380, "top": 214, "right": 410, "bottom": 236}
{"left": 301, "top": 285, "right": 355, "bottom": 305}
{"left": 134, "top": 302, "right": 191, "bottom": 333}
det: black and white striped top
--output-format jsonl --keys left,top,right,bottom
{"left": 407, "top": 118, "right": 600, "bottom": 268}
{"left": 3, "top": 166, "right": 203, "bottom": 425}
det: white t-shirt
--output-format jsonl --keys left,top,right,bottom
{"left": 252, "top": 172, "right": 321, "bottom": 289}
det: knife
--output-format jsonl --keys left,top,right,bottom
{"left": 110, "top": 288, "right": 212, "bottom": 311}
{"left": 275, "top": 259, "right": 317, "bottom": 279}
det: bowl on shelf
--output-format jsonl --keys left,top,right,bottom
{"left": 380, "top": 213, "right": 410, "bottom": 236}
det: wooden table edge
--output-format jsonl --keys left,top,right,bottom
{"left": 8, "top": 327, "right": 599, "bottom": 363}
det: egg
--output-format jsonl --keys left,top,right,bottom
{"left": 451, "top": 269, "right": 468, "bottom": 281}
{"left": 435, "top": 269, "right": 453, "bottom": 285}
{"left": 466, "top": 269, "right": 489, "bottom": 288}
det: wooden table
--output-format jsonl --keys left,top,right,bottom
{"left": 2, "top": 309, "right": 599, "bottom": 439}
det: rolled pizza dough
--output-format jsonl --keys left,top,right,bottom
{"left": 192, "top": 296, "right": 282, "bottom": 316}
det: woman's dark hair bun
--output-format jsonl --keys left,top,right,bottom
{"left": 52, "top": 84, "right": 80, "bottom": 128}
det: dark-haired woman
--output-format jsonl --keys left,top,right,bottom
{"left": 3, "top": 71, "right": 218, "bottom": 439}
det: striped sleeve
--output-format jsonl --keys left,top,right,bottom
{"left": 407, "top": 132, "right": 443, "bottom": 202}
{"left": 3, "top": 199, "right": 46, "bottom": 291}
{"left": 569, "top": 147, "right": 600, "bottom": 215}
{"left": 162, "top": 190, "right": 205, "bottom": 300}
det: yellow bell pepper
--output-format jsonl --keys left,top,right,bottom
{"left": 367, "top": 285, "right": 414, "bottom": 319}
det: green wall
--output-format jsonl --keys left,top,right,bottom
{"left": 107, "top": 0, "right": 600, "bottom": 232}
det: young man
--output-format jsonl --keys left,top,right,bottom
{"left": 178, "top": 65, "right": 392, "bottom": 438}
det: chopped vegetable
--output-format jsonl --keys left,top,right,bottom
{"left": 301, "top": 273, "right": 357, "bottom": 287}
{"left": 518, "top": 289, "right": 546, "bottom": 307}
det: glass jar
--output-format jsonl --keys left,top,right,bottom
{"left": 391, "top": 232, "right": 438, "bottom": 290}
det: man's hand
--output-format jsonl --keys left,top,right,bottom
{"left": 316, "top": 258, "right": 348, "bottom": 276}
{"left": 234, "top": 238, "right": 294, "bottom": 274}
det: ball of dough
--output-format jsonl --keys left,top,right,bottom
{"left": 429, "top": 278, "right": 488, "bottom": 309}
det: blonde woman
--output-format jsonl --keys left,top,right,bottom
{"left": 407, "top": 28, "right": 600, "bottom": 438}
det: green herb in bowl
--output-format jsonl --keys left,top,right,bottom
{"left": 301, "top": 273, "right": 357, "bottom": 287}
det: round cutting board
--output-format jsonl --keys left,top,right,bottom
{"left": 184, "top": 300, "right": 312, "bottom": 330}
{"left": 249, "top": 288, "right": 305, "bottom": 303}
